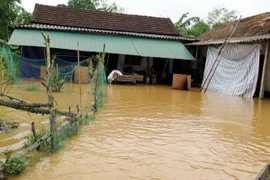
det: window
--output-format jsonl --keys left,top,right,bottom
{"left": 125, "top": 55, "right": 141, "bottom": 65}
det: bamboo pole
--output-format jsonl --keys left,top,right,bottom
{"left": 77, "top": 42, "right": 83, "bottom": 119}
{"left": 259, "top": 41, "right": 270, "bottom": 98}
{"left": 41, "top": 31, "right": 56, "bottom": 151}
{"left": 41, "top": 32, "right": 51, "bottom": 70}
{"left": 92, "top": 44, "right": 106, "bottom": 113}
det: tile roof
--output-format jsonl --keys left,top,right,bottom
{"left": 197, "top": 12, "right": 270, "bottom": 42}
{"left": 32, "top": 3, "right": 180, "bottom": 37}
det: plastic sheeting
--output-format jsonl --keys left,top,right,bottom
{"left": 202, "top": 44, "right": 260, "bottom": 98}
{"left": 107, "top": 70, "right": 123, "bottom": 83}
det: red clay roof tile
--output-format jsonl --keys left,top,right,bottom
{"left": 32, "top": 3, "right": 180, "bottom": 36}
{"left": 198, "top": 12, "right": 270, "bottom": 41}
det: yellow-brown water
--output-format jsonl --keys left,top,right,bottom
{"left": 1, "top": 81, "right": 270, "bottom": 180}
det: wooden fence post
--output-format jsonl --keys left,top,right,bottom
{"left": 41, "top": 31, "right": 56, "bottom": 151}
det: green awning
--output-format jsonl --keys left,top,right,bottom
{"left": 8, "top": 29, "right": 195, "bottom": 60}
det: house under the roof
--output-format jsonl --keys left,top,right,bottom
{"left": 8, "top": 3, "right": 195, "bottom": 83}
{"left": 188, "top": 12, "right": 270, "bottom": 98}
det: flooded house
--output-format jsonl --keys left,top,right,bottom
{"left": 189, "top": 12, "right": 270, "bottom": 98}
{"left": 8, "top": 3, "right": 195, "bottom": 84}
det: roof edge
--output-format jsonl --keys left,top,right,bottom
{"left": 31, "top": 3, "right": 39, "bottom": 22}
{"left": 186, "top": 34, "right": 270, "bottom": 46}
{"left": 11, "top": 23, "right": 196, "bottom": 42}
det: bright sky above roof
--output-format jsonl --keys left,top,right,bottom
{"left": 21, "top": 0, "right": 270, "bottom": 23}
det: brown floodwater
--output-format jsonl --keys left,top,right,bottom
{"left": 1, "top": 80, "right": 270, "bottom": 180}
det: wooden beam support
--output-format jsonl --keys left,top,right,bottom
{"left": 259, "top": 41, "right": 270, "bottom": 98}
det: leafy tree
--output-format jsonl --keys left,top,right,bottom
{"left": 58, "top": 0, "right": 124, "bottom": 12}
{"left": 175, "top": 13, "right": 209, "bottom": 38}
{"left": 0, "top": 0, "right": 20, "bottom": 40}
{"left": 0, "top": 0, "right": 31, "bottom": 40}
{"left": 175, "top": 12, "right": 200, "bottom": 36}
{"left": 207, "top": 4, "right": 239, "bottom": 29}
{"left": 14, "top": 6, "right": 32, "bottom": 24}
{"left": 187, "top": 20, "right": 210, "bottom": 38}
{"left": 175, "top": 5, "right": 239, "bottom": 38}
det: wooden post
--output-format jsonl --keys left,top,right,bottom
{"left": 259, "top": 41, "right": 270, "bottom": 98}
{"left": 93, "top": 44, "right": 106, "bottom": 113}
{"left": 31, "top": 122, "right": 40, "bottom": 150}
{"left": 160, "top": 59, "right": 169, "bottom": 80}
{"left": 77, "top": 42, "right": 82, "bottom": 118}
{"left": 31, "top": 122, "right": 38, "bottom": 142}
{"left": 105, "top": 53, "right": 110, "bottom": 70}
{"left": 41, "top": 31, "right": 56, "bottom": 151}
{"left": 41, "top": 32, "right": 51, "bottom": 69}
{"left": 193, "top": 46, "right": 199, "bottom": 80}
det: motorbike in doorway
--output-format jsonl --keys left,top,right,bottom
{"left": 145, "top": 69, "right": 157, "bottom": 85}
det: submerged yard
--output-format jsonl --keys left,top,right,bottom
{"left": 1, "top": 82, "right": 270, "bottom": 179}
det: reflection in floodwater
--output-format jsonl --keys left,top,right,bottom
{"left": 1, "top": 82, "right": 270, "bottom": 180}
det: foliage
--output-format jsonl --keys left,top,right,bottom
{"left": 175, "top": 12, "right": 200, "bottom": 36}
{"left": 83, "top": 114, "right": 95, "bottom": 125}
{"left": 58, "top": 0, "right": 124, "bottom": 12}
{"left": 27, "top": 85, "right": 39, "bottom": 92}
{"left": 0, "top": 54, "right": 10, "bottom": 93}
{"left": 0, "top": 120, "right": 19, "bottom": 132}
{"left": 206, "top": 4, "right": 239, "bottom": 29}
{"left": 0, "top": 0, "right": 31, "bottom": 40}
{"left": 42, "top": 65, "right": 65, "bottom": 92}
{"left": 187, "top": 20, "right": 210, "bottom": 38}
{"left": 23, "top": 128, "right": 48, "bottom": 148}
{"left": 0, "top": 121, "right": 9, "bottom": 132}
{"left": 50, "top": 65, "right": 65, "bottom": 92}
{"left": 14, "top": 5, "right": 32, "bottom": 24}
{"left": 175, "top": 13, "right": 209, "bottom": 38}
{"left": 90, "top": 47, "right": 107, "bottom": 112}
{"left": 3, "top": 155, "right": 26, "bottom": 176}
{"left": 0, "top": 42, "right": 18, "bottom": 93}
{"left": 51, "top": 121, "right": 79, "bottom": 152}
{"left": 175, "top": 5, "right": 239, "bottom": 37}
{"left": 23, "top": 121, "right": 79, "bottom": 153}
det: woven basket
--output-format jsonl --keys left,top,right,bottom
{"left": 172, "top": 74, "right": 191, "bottom": 90}
{"left": 74, "top": 67, "right": 89, "bottom": 84}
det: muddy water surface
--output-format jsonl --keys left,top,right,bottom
{"left": 1, "top": 81, "right": 270, "bottom": 180}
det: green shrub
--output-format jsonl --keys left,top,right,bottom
{"left": 27, "top": 85, "right": 39, "bottom": 92}
{"left": 3, "top": 156, "right": 26, "bottom": 176}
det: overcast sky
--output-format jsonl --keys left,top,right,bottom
{"left": 21, "top": 0, "right": 270, "bottom": 23}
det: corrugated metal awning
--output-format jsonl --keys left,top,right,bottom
{"left": 10, "top": 23, "right": 196, "bottom": 41}
{"left": 8, "top": 29, "right": 195, "bottom": 60}
{"left": 187, "top": 34, "right": 270, "bottom": 46}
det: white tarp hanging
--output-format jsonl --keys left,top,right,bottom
{"left": 202, "top": 44, "right": 260, "bottom": 98}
